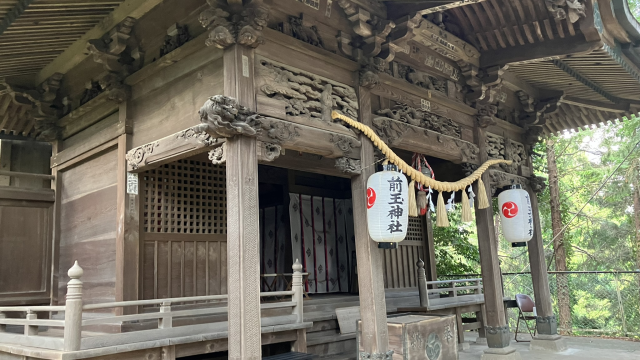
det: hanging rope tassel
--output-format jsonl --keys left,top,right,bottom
{"left": 417, "top": 190, "right": 428, "bottom": 216}
{"left": 436, "top": 191, "right": 450, "bottom": 227}
{"left": 461, "top": 188, "right": 473, "bottom": 222}
{"left": 477, "top": 178, "right": 490, "bottom": 209}
{"left": 408, "top": 180, "right": 418, "bottom": 217}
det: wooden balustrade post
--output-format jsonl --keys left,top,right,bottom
{"left": 158, "top": 302, "right": 172, "bottom": 329}
{"left": 25, "top": 310, "right": 38, "bottom": 336}
{"left": 0, "top": 312, "right": 5, "bottom": 332}
{"left": 416, "top": 260, "right": 428, "bottom": 308}
{"left": 63, "top": 261, "right": 83, "bottom": 352}
{"left": 291, "top": 259, "right": 306, "bottom": 353}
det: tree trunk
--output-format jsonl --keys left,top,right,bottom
{"left": 547, "top": 139, "right": 571, "bottom": 335}
{"left": 633, "top": 182, "right": 640, "bottom": 312}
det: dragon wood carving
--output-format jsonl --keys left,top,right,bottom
{"left": 199, "top": 95, "right": 262, "bottom": 137}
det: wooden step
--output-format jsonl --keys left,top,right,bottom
{"left": 307, "top": 331, "right": 356, "bottom": 346}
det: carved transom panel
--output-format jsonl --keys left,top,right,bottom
{"left": 256, "top": 57, "right": 358, "bottom": 122}
{"left": 486, "top": 132, "right": 505, "bottom": 160}
{"left": 142, "top": 159, "right": 227, "bottom": 234}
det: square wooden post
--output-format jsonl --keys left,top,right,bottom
{"left": 527, "top": 187, "right": 567, "bottom": 351}
{"left": 352, "top": 84, "right": 390, "bottom": 357}
{"left": 223, "top": 44, "right": 262, "bottom": 360}
{"left": 474, "top": 125, "right": 520, "bottom": 360}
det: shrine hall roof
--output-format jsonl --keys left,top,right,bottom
{"left": 0, "top": 0, "right": 640, "bottom": 138}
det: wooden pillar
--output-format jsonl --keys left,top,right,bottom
{"left": 116, "top": 100, "right": 139, "bottom": 316}
{"left": 224, "top": 44, "right": 262, "bottom": 360}
{"left": 50, "top": 140, "right": 63, "bottom": 305}
{"left": 352, "top": 84, "right": 389, "bottom": 356}
{"left": 474, "top": 125, "right": 510, "bottom": 349}
{"left": 527, "top": 188, "right": 557, "bottom": 335}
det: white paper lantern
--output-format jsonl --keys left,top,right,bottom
{"left": 498, "top": 185, "right": 534, "bottom": 243}
{"left": 366, "top": 165, "right": 409, "bottom": 245}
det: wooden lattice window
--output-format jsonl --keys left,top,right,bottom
{"left": 142, "top": 159, "right": 227, "bottom": 234}
{"left": 405, "top": 217, "right": 424, "bottom": 242}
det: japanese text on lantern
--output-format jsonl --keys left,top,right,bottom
{"left": 387, "top": 176, "right": 405, "bottom": 233}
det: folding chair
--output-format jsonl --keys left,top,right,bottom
{"left": 514, "top": 294, "right": 537, "bottom": 342}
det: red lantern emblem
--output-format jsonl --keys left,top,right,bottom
{"left": 366, "top": 187, "right": 376, "bottom": 209}
{"left": 502, "top": 201, "right": 518, "bottom": 218}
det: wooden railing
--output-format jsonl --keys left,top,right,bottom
{"left": 0, "top": 260, "right": 307, "bottom": 353}
{"left": 416, "top": 260, "right": 483, "bottom": 310}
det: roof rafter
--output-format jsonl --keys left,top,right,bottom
{"left": 0, "top": 0, "right": 35, "bottom": 37}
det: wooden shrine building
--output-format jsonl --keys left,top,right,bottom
{"left": 1, "top": 0, "right": 640, "bottom": 359}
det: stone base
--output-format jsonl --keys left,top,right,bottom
{"left": 481, "top": 347, "right": 522, "bottom": 360}
{"left": 530, "top": 334, "right": 568, "bottom": 352}
{"left": 458, "top": 342, "right": 470, "bottom": 351}
{"left": 475, "top": 336, "right": 488, "bottom": 345}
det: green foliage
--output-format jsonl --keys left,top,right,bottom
{"left": 431, "top": 207, "right": 480, "bottom": 275}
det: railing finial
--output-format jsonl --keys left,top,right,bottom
{"left": 293, "top": 258, "right": 302, "bottom": 272}
{"left": 416, "top": 258, "right": 425, "bottom": 269}
{"left": 68, "top": 261, "right": 84, "bottom": 280}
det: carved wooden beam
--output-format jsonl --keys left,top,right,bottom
{"left": 488, "top": 169, "right": 530, "bottom": 197}
{"left": 371, "top": 114, "right": 479, "bottom": 164}
{"left": 545, "top": 0, "right": 586, "bottom": 23}
{"left": 126, "top": 124, "right": 223, "bottom": 172}
{"left": 200, "top": 95, "right": 362, "bottom": 159}
{"left": 411, "top": 19, "right": 480, "bottom": 68}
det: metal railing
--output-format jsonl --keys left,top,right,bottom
{"left": 442, "top": 271, "right": 640, "bottom": 338}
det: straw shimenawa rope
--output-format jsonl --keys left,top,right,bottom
{"left": 332, "top": 111, "right": 512, "bottom": 193}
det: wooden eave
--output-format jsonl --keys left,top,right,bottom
{"left": 0, "top": 0, "right": 127, "bottom": 79}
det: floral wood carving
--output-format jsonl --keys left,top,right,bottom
{"left": 126, "top": 142, "right": 159, "bottom": 170}
{"left": 86, "top": 17, "right": 142, "bottom": 103}
{"left": 208, "top": 144, "right": 226, "bottom": 165}
{"left": 376, "top": 103, "right": 461, "bottom": 138}
{"left": 175, "top": 124, "right": 217, "bottom": 146}
{"left": 329, "top": 134, "right": 358, "bottom": 156}
{"left": 257, "top": 141, "right": 282, "bottom": 162}
{"left": 261, "top": 121, "right": 300, "bottom": 143}
{"left": 199, "top": 0, "right": 269, "bottom": 49}
{"left": 257, "top": 59, "right": 358, "bottom": 121}
{"left": 335, "top": 157, "right": 361, "bottom": 175}
{"left": 277, "top": 13, "right": 326, "bottom": 50}
{"left": 199, "top": 95, "right": 262, "bottom": 138}
{"left": 371, "top": 117, "right": 412, "bottom": 145}
{"left": 546, "top": 0, "right": 586, "bottom": 23}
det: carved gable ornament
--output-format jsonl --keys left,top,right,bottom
{"left": 256, "top": 57, "right": 358, "bottom": 122}
{"left": 414, "top": 20, "right": 480, "bottom": 67}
